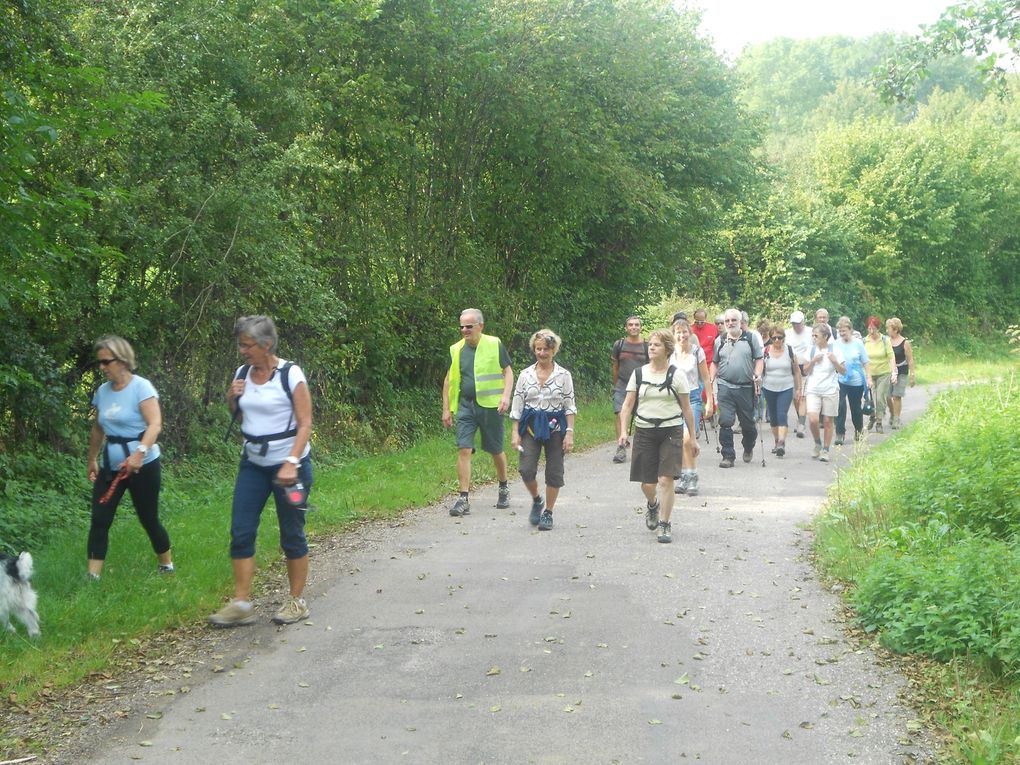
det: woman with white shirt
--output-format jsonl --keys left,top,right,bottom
{"left": 618, "top": 329, "right": 700, "bottom": 544}
{"left": 209, "top": 315, "right": 313, "bottom": 628}
{"left": 671, "top": 319, "right": 714, "bottom": 496}
{"left": 510, "top": 329, "right": 577, "bottom": 531}
{"left": 801, "top": 324, "right": 846, "bottom": 463}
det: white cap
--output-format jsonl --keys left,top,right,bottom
{"left": 790, "top": 310, "right": 805, "bottom": 324}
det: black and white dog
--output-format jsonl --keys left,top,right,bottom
{"left": 1, "top": 552, "right": 40, "bottom": 638}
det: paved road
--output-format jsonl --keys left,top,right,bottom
{"left": 85, "top": 391, "right": 935, "bottom": 764}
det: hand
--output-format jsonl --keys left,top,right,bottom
{"left": 126, "top": 452, "right": 143, "bottom": 475}
{"left": 497, "top": 396, "right": 509, "bottom": 415}
{"left": 563, "top": 432, "right": 574, "bottom": 454}
{"left": 229, "top": 379, "right": 245, "bottom": 401}
{"left": 276, "top": 461, "right": 298, "bottom": 486}
{"left": 87, "top": 459, "right": 99, "bottom": 483}
{"left": 442, "top": 411, "right": 453, "bottom": 428}
{"left": 909, "top": 374, "right": 916, "bottom": 388}
{"left": 690, "top": 441, "right": 701, "bottom": 458}
{"left": 618, "top": 435, "right": 628, "bottom": 447}
{"left": 704, "top": 400, "right": 715, "bottom": 418}
{"left": 511, "top": 433, "right": 521, "bottom": 451}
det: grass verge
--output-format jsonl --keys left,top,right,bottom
{"left": 815, "top": 376, "right": 1020, "bottom": 763}
{"left": 0, "top": 397, "right": 618, "bottom": 751}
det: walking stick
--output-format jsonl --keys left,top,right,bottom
{"left": 755, "top": 391, "right": 767, "bottom": 467}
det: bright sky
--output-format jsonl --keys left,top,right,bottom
{"left": 686, "top": 0, "right": 955, "bottom": 59}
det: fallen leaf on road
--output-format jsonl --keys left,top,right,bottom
{"left": 648, "top": 719, "right": 662, "bottom": 725}
{"left": 486, "top": 666, "right": 501, "bottom": 676}
{"left": 490, "top": 704, "right": 501, "bottom": 713}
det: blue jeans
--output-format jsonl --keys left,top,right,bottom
{"left": 764, "top": 388, "right": 793, "bottom": 428}
{"left": 230, "top": 455, "right": 313, "bottom": 559}
{"left": 689, "top": 387, "right": 703, "bottom": 430}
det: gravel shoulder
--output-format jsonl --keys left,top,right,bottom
{"left": 44, "top": 389, "right": 937, "bottom": 764}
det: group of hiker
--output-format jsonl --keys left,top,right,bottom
{"left": 85, "top": 305, "right": 915, "bottom": 628}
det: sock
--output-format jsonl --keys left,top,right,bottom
{"left": 460, "top": 491, "right": 469, "bottom": 499}
{"left": 498, "top": 481, "right": 508, "bottom": 489}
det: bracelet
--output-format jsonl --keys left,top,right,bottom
{"left": 565, "top": 427, "right": 574, "bottom": 432}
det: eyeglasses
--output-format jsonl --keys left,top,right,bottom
{"left": 97, "top": 358, "right": 117, "bottom": 366}
{"left": 459, "top": 324, "right": 475, "bottom": 330}
{"left": 770, "top": 336, "right": 783, "bottom": 342}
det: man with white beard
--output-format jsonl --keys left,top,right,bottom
{"left": 710, "top": 308, "right": 764, "bottom": 468}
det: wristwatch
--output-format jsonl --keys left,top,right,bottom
{"left": 136, "top": 444, "right": 149, "bottom": 455}
{"left": 284, "top": 456, "right": 300, "bottom": 466}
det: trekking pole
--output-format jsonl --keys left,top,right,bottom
{"left": 756, "top": 392, "right": 767, "bottom": 467}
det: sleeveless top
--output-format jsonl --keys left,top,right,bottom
{"left": 892, "top": 339, "right": 908, "bottom": 369}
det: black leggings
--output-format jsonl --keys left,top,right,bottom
{"left": 836, "top": 383, "right": 865, "bottom": 438}
{"left": 88, "top": 458, "right": 171, "bottom": 560}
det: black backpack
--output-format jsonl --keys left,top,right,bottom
{"left": 630, "top": 364, "right": 686, "bottom": 432}
{"left": 223, "top": 362, "right": 295, "bottom": 448}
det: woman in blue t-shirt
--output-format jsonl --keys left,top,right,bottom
{"left": 86, "top": 336, "right": 173, "bottom": 580}
{"left": 833, "top": 317, "right": 873, "bottom": 445}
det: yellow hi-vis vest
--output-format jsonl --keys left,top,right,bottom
{"left": 448, "top": 334, "right": 505, "bottom": 412}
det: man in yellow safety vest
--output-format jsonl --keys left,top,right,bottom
{"left": 442, "top": 308, "right": 515, "bottom": 517}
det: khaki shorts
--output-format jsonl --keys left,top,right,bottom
{"left": 455, "top": 401, "right": 505, "bottom": 454}
{"left": 806, "top": 392, "right": 838, "bottom": 417}
{"left": 629, "top": 425, "right": 683, "bottom": 484}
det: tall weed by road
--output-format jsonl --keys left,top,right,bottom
{"left": 815, "top": 377, "right": 1019, "bottom": 763}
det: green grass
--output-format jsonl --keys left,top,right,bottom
{"left": 815, "top": 376, "right": 1020, "bottom": 763}
{"left": 0, "top": 398, "right": 618, "bottom": 726}
{"left": 913, "top": 340, "right": 1020, "bottom": 385}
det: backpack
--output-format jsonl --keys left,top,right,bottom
{"left": 612, "top": 338, "right": 650, "bottom": 362}
{"left": 630, "top": 364, "right": 685, "bottom": 432}
{"left": 223, "top": 361, "right": 295, "bottom": 446}
{"left": 764, "top": 344, "right": 796, "bottom": 382}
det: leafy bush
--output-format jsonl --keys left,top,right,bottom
{"left": 853, "top": 534, "right": 1020, "bottom": 676}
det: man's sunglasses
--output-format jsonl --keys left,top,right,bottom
{"left": 459, "top": 324, "right": 475, "bottom": 330}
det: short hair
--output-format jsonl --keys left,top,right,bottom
{"left": 740, "top": 311, "right": 749, "bottom": 323}
{"left": 724, "top": 308, "right": 740, "bottom": 321}
{"left": 866, "top": 315, "right": 881, "bottom": 329}
{"left": 94, "top": 335, "right": 137, "bottom": 371}
{"left": 234, "top": 315, "right": 278, "bottom": 352}
{"left": 769, "top": 324, "right": 785, "bottom": 339}
{"left": 715, "top": 313, "right": 725, "bottom": 323}
{"left": 460, "top": 308, "right": 484, "bottom": 325}
{"left": 672, "top": 311, "right": 687, "bottom": 323}
{"left": 815, "top": 308, "right": 830, "bottom": 320}
{"left": 529, "top": 328, "right": 561, "bottom": 355}
{"left": 672, "top": 318, "right": 691, "bottom": 332}
{"left": 812, "top": 324, "right": 832, "bottom": 340}
{"left": 626, "top": 315, "right": 642, "bottom": 325}
{"left": 886, "top": 317, "right": 903, "bottom": 333}
{"left": 648, "top": 328, "right": 675, "bottom": 356}
{"left": 756, "top": 318, "right": 771, "bottom": 333}
{"left": 836, "top": 315, "right": 853, "bottom": 330}
{"left": 694, "top": 309, "right": 707, "bottom": 320}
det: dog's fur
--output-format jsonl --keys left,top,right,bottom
{"left": 0, "top": 552, "right": 40, "bottom": 638}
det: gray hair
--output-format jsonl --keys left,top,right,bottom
{"left": 724, "top": 308, "right": 741, "bottom": 321}
{"left": 234, "top": 315, "right": 278, "bottom": 352}
{"left": 740, "top": 311, "right": 749, "bottom": 323}
{"left": 94, "top": 335, "right": 137, "bottom": 371}
{"left": 460, "top": 308, "right": 484, "bottom": 325}
{"left": 836, "top": 315, "right": 853, "bottom": 330}
{"left": 529, "top": 328, "right": 562, "bottom": 355}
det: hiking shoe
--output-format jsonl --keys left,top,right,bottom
{"left": 833, "top": 437, "right": 845, "bottom": 446}
{"left": 158, "top": 563, "right": 176, "bottom": 574}
{"left": 675, "top": 473, "right": 689, "bottom": 495}
{"left": 272, "top": 596, "right": 310, "bottom": 625}
{"left": 891, "top": 417, "right": 901, "bottom": 430}
{"left": 645, "top": 500, "right": 660, "bottom": 530}
{"left": 812, "top": 443, "right": 822, "bottom": 459}
{"left": 819, "top": 449, "right": 831, "bottom": 463}
{"left": 742, "top": 450, "right": 753, "bottom": 463}
{"left": 538, "top": 510, "right": 554, "bottom": 531}
{"left": 770, "top": 445, "right": 778, "bottom": 454}
{"left": 686, "top": 473, "right": 699, "bottom": 496}
{"left": 450, "top": 496, "right": 471, "bottom": 517}
{"left": 657, "top": 521, "right": 672, "bottom": 544}
{"left": 795, "top": 429, "right": 805, "bottom": 439}
{"left": 719, "top": 457, "right": 734, "bottom": 468}
{"left": 776, "top": 444, "right": 785, "bottom": 458}
{"left": 496, "top": 485, "right": 510, "bottom": 509}
{"left": 875, "top": 422, "right": 884, "bottom": 434}
{"left": 612, "top": 444, "right": 627, "bottom": 463}
{"left": 529, "top": 496, "right": 544, "bottom": 526}
{"left": 209, "top": 600, "right": 257, "bottom": 627}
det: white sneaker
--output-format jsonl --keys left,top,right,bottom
{"left": 819, "top": 449, "right": 830, "bottom": 463}
{"left": 272, "top": 597, "right": 310, "bottom": 625}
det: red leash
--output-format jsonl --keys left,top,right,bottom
{"left": 99, "top": 463, "right": 130, "bottom": 505}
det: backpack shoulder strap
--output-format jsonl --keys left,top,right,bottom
{"left": 642, "top": 341, "right": 649, "bottom": 362}
{"left": 279, "top": 361, "right": 294, "bottom": 402}
{"left": 236, "top": 363, "right": 252, "bottom": 381}
{"left": 612, "top": 338, "right": 623, "bottom": 359}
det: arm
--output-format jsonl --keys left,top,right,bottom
{"left": 275, "top": 381, "right": 313, "bottom": 486}
{"left": 792, "top": 360, "right": 803, "bottom": 399}
{"left": 87, "top": 420, "right": 105, "bottom": 483}
{"left": 562, "top": 371, "right": 577, "bottom": 453}
{"left": 611, "top": 356, "right": 619, "bottom": 388}
{"left": 679, "top": 396, "right": 701, "bottom": 458}
{"left": 125, "top": 397, "right": 163, "bottom": 474}
{"left": 905, "top": 340, "right": 916, "bottom": 386}
{"left": 617, "top": 391, "right": 637, "bottom": 446}
{"left": 697, "top": 358, "right": 715, "bottom": 415}
{"left": 509, "top": 374, "right": 527, "bottom": 451}
{"left": 563, "top": 412, "right": 575, "bottom": 453}
{"left": 498, "top": 365, "right": 514, "bottom": 415}
{"left": 441, "top": 369, "right": 452, "bottom": 428}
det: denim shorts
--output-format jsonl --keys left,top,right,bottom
{"left": 230, "top": 455, "right": 313, "bottom": 559}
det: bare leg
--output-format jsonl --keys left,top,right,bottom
{"left": 456, "top": 448, "right": 473, "bottom": 492}
{"left": 658, "top": 476, "right": 675, "bottom": 522}
{"left": 87, "top": 559, "right": 104, "bottom": 577}
{"left": 808, "top": 412, "right": 821, "bottom": 442}
{"left": 232, "top": 557, "right": 256, "bottom": 601}
{"left": 545, "top": 486, "right": 560, "bottom": 511}
{"left": 286, "top": 555, "right": 308, "bottom": 599}
{"left": 822, "top": 416, "right": 834, "bottom": 448}
{"left": 492, "top": 451, "right": 508, "bottom": 483}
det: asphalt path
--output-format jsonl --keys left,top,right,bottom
{"left": 86, "top": 390, "right": 936, "bottom": 765}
